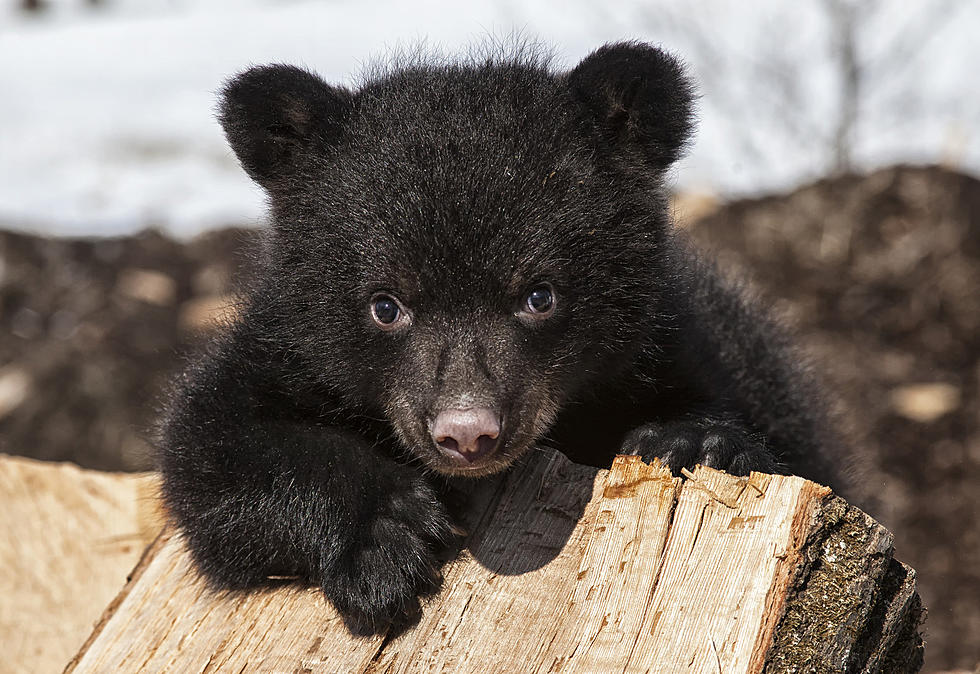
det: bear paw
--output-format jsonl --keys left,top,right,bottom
{"left": 323, "top": 477, "right": 460, "bottom": 635}
{"left": 620, "top": 419, "right": 777, "bottom": 476}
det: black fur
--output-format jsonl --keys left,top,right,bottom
{"left": 159, "top": 42, "right": 845, "bottom": 635}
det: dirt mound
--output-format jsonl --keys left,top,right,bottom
{"left": 686, "top": 165, "right": 979, "bottom": 671}
{"left": 0, "top": 228, "right": 255, "bottom": 470}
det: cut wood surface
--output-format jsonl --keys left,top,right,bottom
{"left": 0, "top": 455, "right": 160, "bottom": 674}
{"left": 67, "top": 450, "right": 924, "bottom": 673}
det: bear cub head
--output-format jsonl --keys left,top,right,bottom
{"left": 220, "top": 42, "right": 695, "bottom": 477}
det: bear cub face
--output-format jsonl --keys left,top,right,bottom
{"left": 219, "top": 45, "right": 694, "bottom": 477}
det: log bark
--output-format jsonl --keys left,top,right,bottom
{"left": 66, "top": 450, "right": 924, "bottom": 673}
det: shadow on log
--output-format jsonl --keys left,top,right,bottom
{"left": 66, "top": 450, "right": 924, "bottom": 673}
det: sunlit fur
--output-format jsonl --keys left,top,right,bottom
{"left": 159, "top": 41, "right": 845, "bottom": 635}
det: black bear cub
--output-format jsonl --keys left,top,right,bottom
{"left": 160, "top": 42, "right": 843, "bottom": 634}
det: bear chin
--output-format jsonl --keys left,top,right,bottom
{"left": 422, "top": 438, "right": 536, "bottom": 478}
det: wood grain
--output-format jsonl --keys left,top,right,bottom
{"left": 66, "top": 450, "right": 924, "bottom": 673}
{"left": 0, "top": 455, "right": 159, "bottom": 674}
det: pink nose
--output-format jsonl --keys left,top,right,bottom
{"left": 431, "top": 408, "right": 500, "bottom": 463}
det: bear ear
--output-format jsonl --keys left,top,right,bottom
{"left": 219, "top": 64, "right": 354, "bottom": 189}
{"left": 568, "top": 42, "right": 696, "bottom": 171}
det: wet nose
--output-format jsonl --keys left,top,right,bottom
{"left": 431, "top": 408, "right": 501, "bottom": 462}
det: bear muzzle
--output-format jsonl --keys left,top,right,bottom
{"left": 430, "top": 407, "right": 501, "bottom": 465}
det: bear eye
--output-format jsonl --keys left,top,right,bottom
{"left": 522, "top": 284, "right": 556, "bottom": 318}
{"left": 370, "top": 293, "right": 409, "bottom": 330}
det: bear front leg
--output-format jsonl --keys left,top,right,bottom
{"left": 322, "top": 456, "right": 460, "bottom": 634}
{"left": 160, "top": 422, "right": 459, "bottom": 635}
{"left": 619, "top": 416, "right": 778, "bottom": 476}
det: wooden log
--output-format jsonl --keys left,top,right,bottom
{"left": 0, "top": 455, "right": 160, "bottom": 674}
{"left": 66, "top": 450, "right": 924, "bottom": 673}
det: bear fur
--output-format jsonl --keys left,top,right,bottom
{"left": 159, "top": 42, "right": 845, "bottom": 634}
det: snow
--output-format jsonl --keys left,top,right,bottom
{"left": 1, "top": 0, "right": 977, "bottom": 237}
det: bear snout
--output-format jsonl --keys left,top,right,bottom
{"left": 430, "top": 408, "right": 501, "bottom": 464}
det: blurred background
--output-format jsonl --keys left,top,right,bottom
{"left": 1, "top": 0, "right": 977, "bottom": 671}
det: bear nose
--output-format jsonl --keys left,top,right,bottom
{"left": 431, "top": 408, "right": 501, "bottom": 463}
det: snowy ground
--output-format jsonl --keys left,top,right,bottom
{"left": 1, "top": 0, "right": 978, "bottom": 237}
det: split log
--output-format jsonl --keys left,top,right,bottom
{"left": 66, "top": 450, "right": 924, "bottom": 673}
{"left": 0, "top": 455, "right": 160, "bottom": 674}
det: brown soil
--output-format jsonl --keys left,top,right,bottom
{"left": 0, "top": 164, "right": 975, "bottom": 670}
{"left": 0, "top": 228, "right": 256, "bottom": 470}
